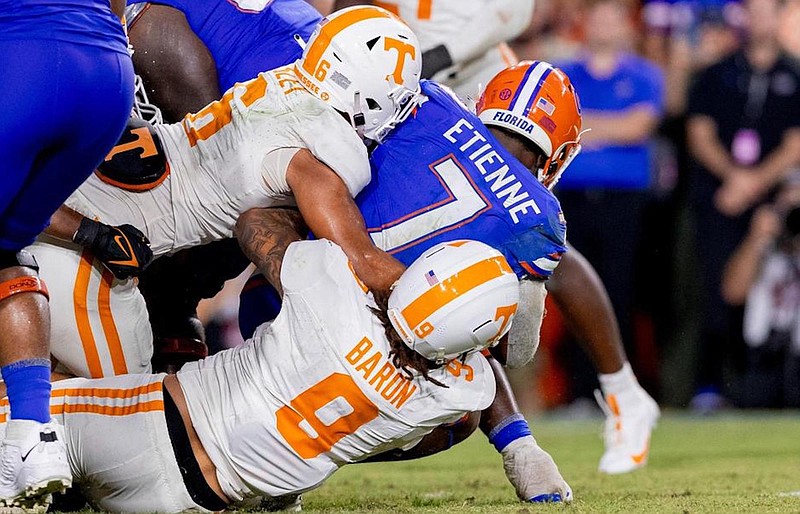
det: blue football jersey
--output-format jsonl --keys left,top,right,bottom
{"left": 357, "top": 80, "right": 567, "bottom": 279}
{"left": 0, "top": 0, "right": 127, "bottom": 54}
{"left": 129, "top": 0, "right": 320, "bottom": 90}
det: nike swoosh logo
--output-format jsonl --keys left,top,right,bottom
{"left": 20, "top": 445, "right": 36, "bottom": 462}
{"left": 107, "top": 233, "right": 139, "bottom": 268}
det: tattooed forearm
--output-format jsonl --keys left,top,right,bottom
{"left": 234, "top": 208, "right": 307, "bottom": 296}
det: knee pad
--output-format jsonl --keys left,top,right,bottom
{"left": 0, "top": 249, "right": 48, "bottom": 302}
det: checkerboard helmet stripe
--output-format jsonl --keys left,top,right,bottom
{"left": 477, "top": 61, "right": 583, "bottom": 190}
{"left": 387, "top": 240, "right": 520, "bottom": 364}
{"left": 294, "top": 6, "right": 422, "bottom": 143}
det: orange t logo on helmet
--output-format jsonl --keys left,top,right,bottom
{"left": 384, "top": 37, "right": 416, "bottom": 86}
{"left": 477, "top": 61, "right": 583, "bottom": 190}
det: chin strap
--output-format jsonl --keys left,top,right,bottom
{"left": 351, "top": 91, "right": 366, "bottom": 140}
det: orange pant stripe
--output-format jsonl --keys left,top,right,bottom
{"left": 98, "top": 269, "right": 128, "bottom": 375}
{"left": 73, "top": 250, "right": 103, "bottom": 378}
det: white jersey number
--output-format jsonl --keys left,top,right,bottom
{"left": 369, "top": 156, "right": 488, "bottom": 253}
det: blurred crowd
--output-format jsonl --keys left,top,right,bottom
{"left": 204, "top": 0, "right": 800, "bottom": 411}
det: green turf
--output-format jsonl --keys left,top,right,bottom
{"left": 301, "top": 412, "right": 800, "bottom": 514}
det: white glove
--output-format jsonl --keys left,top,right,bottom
{"left": 501, "top": 436, "right": 573, "bottom": 503}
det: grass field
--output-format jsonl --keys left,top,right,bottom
{"left": 301, "top": 412, "right": 800, "bottom": 514}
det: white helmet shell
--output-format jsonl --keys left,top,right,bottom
{"left": 294, "top": 6, "right": 422, "bottom": 143}
{"left": 387, "top": 240, "right": 520, "bottom": 364}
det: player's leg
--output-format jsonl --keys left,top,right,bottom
{"left": 0, "top": 38, "right": 133, "bottom": 508}
{"left": 478, "top": 356, "right": 571, "bottom": 503}
{"left": 28, "top": 239, "right": 154, "bottom": 379}
{"left": 0, "top": 373, "right": 207, "bottom": 513}
{"left": 547, "top": 242, "right": 659, "bottom": 473}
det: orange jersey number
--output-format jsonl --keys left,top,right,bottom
{"left": 374, "top": 0, "right": 432, "bottom": 20}
{"left": 182, "top": 74, "right": 268, "bottom": 147}
{"left": 276, "top": 373, "right": 380, "bottom": 459}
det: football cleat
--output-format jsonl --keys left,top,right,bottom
{"left": 595, "top": 388, "right": 660, "bottom": 474}
{"left": 500, "top": 436, "right": 572, "bottom": 503}
{"left": 0, "top": 420, "right": 71, "bottom": 513}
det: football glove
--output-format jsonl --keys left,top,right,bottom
{"left": 73, "top": 217, "right": 153, "bottom": 279}
{"left": 501, "top": 436, "right": 573, "bottom": 503}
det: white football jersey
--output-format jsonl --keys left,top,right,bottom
{"left": 381, "top": 0, "right": 484, "bottom": 51}
{"left": 177, "top": 240, "right": 495, "bottom": 501}
{"left": 65, "top": 65, "right": 369, "bottom": 256}
{"left": 376, "top": 0, "right": 531, "bottom": 98}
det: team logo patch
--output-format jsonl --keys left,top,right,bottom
{"left": 536, "top": 96, "right": 556, "bottom": 116}
{"left": 499, "top": 88, "right": 512, "bottom": 101}
{"left": 425, "top": 270, "right": 439, "bottom": 286}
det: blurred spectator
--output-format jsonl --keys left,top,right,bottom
{"left": 686, "top": 0, "right": 800, "bottom": 411}
{"left": 643, "top": 0, "right": 742, "bottom": 115}
{"left": 553, "top": 0, "right": 665, "bottom": 400}
{"left": 721, "top": 177, "right": 800, "bottom": 407}
{"left": 779, "top": 0, "right": 800, "bottom": 59}
{"left": 511, "top": 0, "right": 584, "bottom": 63}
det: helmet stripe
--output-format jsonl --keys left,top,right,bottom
{"left": 507, "top": 63, "right": 537, "bottom": 112}
{"left": 510, "top": 61, "right": 552, "bottom": 118}
{"left": 302, "top": 7, "right": 391, "bottom": 76}
{"left": 522, "top": 67, "right": 552, "bottom": 118}
{"left": 400, "top": 256, "right": 513, "bottom": 329}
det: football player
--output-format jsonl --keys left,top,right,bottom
{"left": 331, "top": 0, "right": 662, "bottom": 475}
{"left": 1, "top": 211, "right": 521, "bottom": 512}
{"left": 243, "top": 60, "right": 659, "bottom": 484}
{"left": 34, "top": 6, "right": 422, "bottom": 378}
{"left": 240, "top": 61, "right": 582, "bottom": 502}
{"left": 0, "top": 0, "right": 134, "bottom": 509}
{"left": 332, "top": 0, "right": 533, "bottom": 99}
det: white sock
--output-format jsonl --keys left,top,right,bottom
{"left": 598, "top": 362, "right": 638, "bottom": 397}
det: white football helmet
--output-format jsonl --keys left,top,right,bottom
{"left": 294, "top": 6, "right": 422, "bottom": 143}
{"left": 387, "top": 240, "right": 520, "bottom": 364}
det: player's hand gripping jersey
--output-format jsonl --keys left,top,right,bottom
{"left": 64, "top": 66, "right": 369, "bottom": 256}
{"left": 178, "top": 240, "right": 495, "bottom": 501}
{"left": 359, "top": 81, "right": 567, "bottom": 279}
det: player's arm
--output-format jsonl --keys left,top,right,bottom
{"left": 45, "top": 206, "right": 154, "bottom": 279}
{"left": 285, "top": 149, "right": 406, "bottom": 293}
{"left": 361, "top": 411, "right": 481, "bottom": 463}
{"left": 501, "top": 279, "right": 546, "bottom": 368}
{"left": 234, "top": 208, "right": 307, "bottom": 297}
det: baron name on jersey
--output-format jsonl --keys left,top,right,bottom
{"left": 345, "top": 336, "right": 418, "bottom": 409}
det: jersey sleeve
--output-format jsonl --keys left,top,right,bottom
{"left": 505, "top": 201, "right": 568, "bottom": 280}
{"left": 280, "top": 239, "right": 368, "bottom": 298}
{"left": 296, "top": 99, "right": 371, "bottom": 198}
